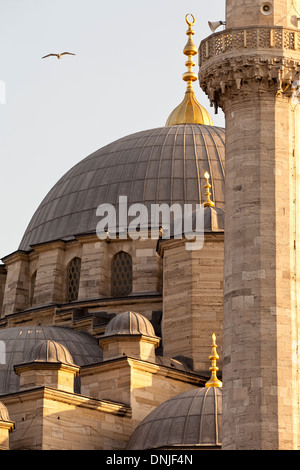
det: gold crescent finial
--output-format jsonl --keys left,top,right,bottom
{"left": 165, "top": 14, "right": 213, "bottom": 126}
{"left": 205, "top": 333, "right": 222, "bottom": 388}
{"left": 182, "top": 14, "right": 198, "bottom": 92}
{"left": 185, "top": 13, "right": 195, "bottom": 26}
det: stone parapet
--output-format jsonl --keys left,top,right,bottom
{"left": 200, "top": 26, "right": 300, "bottom": 65}
{"left": 199, "top": 26, "right": 300, "bottom": 112}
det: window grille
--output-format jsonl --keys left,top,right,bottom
{"left": 67, "top": 257, "right": 81, "bottom": 302}
{"left": 111, "top": 251, "right": 132, "bottom": 297}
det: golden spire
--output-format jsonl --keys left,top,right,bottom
{"left": 182, "top": 13, "right": 198, "bottom": 93}
{"left": 203, "top": 172, "right": 215, "bottom": 207}
{"left": 166, "top": 14, "right": 213, "bottom": 126}
{"left": 205, "top": 333, "right": 222, "bottom": 388}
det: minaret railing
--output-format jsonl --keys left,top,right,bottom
{"left": 199, "top": 26, "right": 300, "bottom": 65}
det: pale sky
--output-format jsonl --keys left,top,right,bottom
{"left": 0, "top": 0, "right": 225, "bottom": 258}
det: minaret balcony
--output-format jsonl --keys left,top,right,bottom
{"left": 198, "top": 25, "right": 300, "bottom": 112}
{"left": 199, "top": 25, "right": 300, "bottom": 66}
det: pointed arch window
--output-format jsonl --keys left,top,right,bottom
{"left": 67, "top": 257, "right": 81, "bottom": 302}
{"left": 111, "top": 251, "right": 132, "bottom": 297}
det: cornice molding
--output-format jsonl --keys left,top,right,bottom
{"left": 0, "top": 386, "right": 131, "bottom": 416}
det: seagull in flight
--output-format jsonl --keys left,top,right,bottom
{"left": 42, "top": 52, "right": 76, "bottom": 59}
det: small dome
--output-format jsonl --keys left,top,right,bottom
{"left": 103, "top": 311, "right": 158, "bottom": 338}
{"left": 22, "top": 340, "right": 76, "bottom": 366}
{"left": 127, "top": 387, "right": 222, "bottom": 450}
{"left": 0, "top": 401, "right": 11, "bottom": 422}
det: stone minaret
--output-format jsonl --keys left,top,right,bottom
{"left": 199, "top": 0, "right": 300, "bottom": 450}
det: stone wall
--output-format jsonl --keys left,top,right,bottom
{"left": 2, "top": 252, "right": 29, "bottom": 316}
{"left": 2, "top": 388, "right": 132, "bottom": 450}
{"left": 80, "top": 357, "right": 204, "bottom": 429}
{"left": 160, "top": 235, "right": 224, "bottom": 372}
{"left": 0, "top": 236, "right": 163, "bottom": 318}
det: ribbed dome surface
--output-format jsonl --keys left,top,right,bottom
{"left": 103, "top": 311, "right": 158, "bottom": 338}
{"left": 22, "top": 340, "right": 76, "bottom": 366}
{"left": 127, "top": 387, "right": 222, "bottom": 450}
{"left": 19, "top": 124, "right": 225, "bottom": 251}
{"left": 0, "top": 326, "right": 103, "bottom": 395}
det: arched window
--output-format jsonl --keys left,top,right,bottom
{"left": 111, "top": 251, "right": 132, "bottom": 297}
{"left": 67, "top": 257, "right": 81, "bottom": 302}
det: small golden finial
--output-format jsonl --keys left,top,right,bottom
{"left": 203, "top": 172, "right": 215, "bottom": 207}
{"left": 205, "top": 333, "right": 222, "bottom": 388}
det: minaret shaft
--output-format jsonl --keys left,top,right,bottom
{"left": 223, "top": 90, "right": 300, "bottom": 450}
{"left": 226, "top": 0, "right": 300, "bottom": 28}
{"left": 199, "top": 0, "right": 300, "bottom": 450}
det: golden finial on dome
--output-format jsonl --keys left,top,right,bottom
{"left": 182, "top": 14, "right": 198, "bottom": 93}
{"left": 204, "top": 172, "right": 215, "bottom": 207}
{"left": 205, "top": 333, "right": 222, "bottom": 388}
{"left": 166, "top": 14, "right": 213, "bottom": 126}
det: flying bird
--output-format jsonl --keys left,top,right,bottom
{"left": 42, "top": 52, "right": 76, "bottom": 59}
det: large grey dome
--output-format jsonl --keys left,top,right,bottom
{"left": 0, "top": 326, "right": 103, "bottom": 395}
{"left": 127, "top": 387, "right": 222, "bottom": 450}
{"left": 19, "top": 124, "right": 225, "bottom": 251}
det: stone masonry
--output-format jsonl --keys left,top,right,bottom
{"left": 199, "top": 0, "right": 300, "bottom": 450}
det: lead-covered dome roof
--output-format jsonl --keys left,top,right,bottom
{"left": 127, "top": 386, "right": 222, "bottom": 450}
{"left": 19, "top": 124, "right": 225, "bottom": 251}
{"left": 0, "top": 326, "right": 103, "bottom": 395}
{"left": 103, "top": 311, "right": 159, "bottom": 339}
{"left": 21, "top": 339, "right": 77, "bottom": 366}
